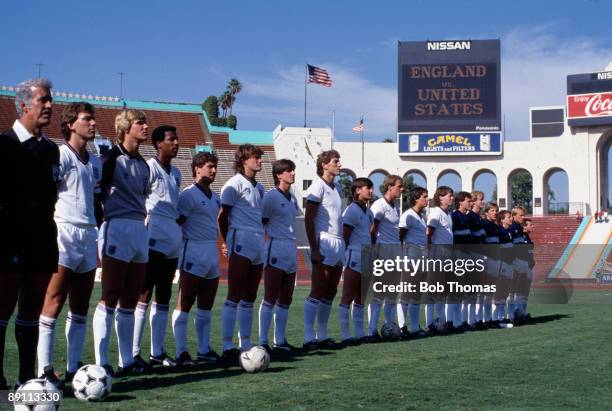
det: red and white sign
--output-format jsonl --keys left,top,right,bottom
{"left": 567, "top": 92, "right": 612, "bottom": 119}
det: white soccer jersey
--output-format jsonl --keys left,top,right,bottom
{"left": 342, "top": 202, "right": 373, "bottom": 249}
{"left": 262, "top": 187, "right": 299, "bottom": 240}
{"left": 54, "top": 144, "right": 102, "bottom": 226}
{"left": 178, "top": 184, "right": 221, "bottom": 241}
{"left": 220, "top": 173, "right": 265, "bottom": 234}
{"left": 146, "top": 158, "right": 181, "bottom": 220}
{"left": 427, "top": 206, "right": 453, "bottom": 245}
{"left": 306, "top": 177, "right": 344, "bottom": 237}
{"left": 399, "top": 208, "right": 427, "bottom": 246}
{"left": 370, "top": 197, "right": 400, "bottom": 244}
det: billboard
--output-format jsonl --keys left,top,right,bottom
{"left": 567, "top": 71, "right": 612, "bottom": 127}
{"left": 397, "top": 39, "right": 502, "bottom": 155}
{"left": 397, "top": 132, "right": 502, "bottom": 156}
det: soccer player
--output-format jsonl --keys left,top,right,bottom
{"left": 481, "top": 202, "right": 501, "bottom": 326}
{"left": 367, "top": 175, "right": 403, "bottom": 340}
{"left": 303, "top": 150, "right": 345, "bottom": 351}
{"left": 0, "top": 78, "right": 58, "bottom": 388}
{"left": 398, "top": 187, "right": 429, "bottom": 339}
{"left": 172, "top": 152, "right": 221, "bottom": 365}
{"left": 517, "top": 217, "right": 535, "bottom": 322}
{"left": 509, "top": 206, "right": 531, "bottom": 323}
{"left": 219, "top": 144, "right": 265, "bottom": 360}
{"left": 132, "top": 125, "right": 181, "bottom": 368}
{"left": 258, "top": 159, "right": 300, "bottom": 353}
{"left": 36, "top": 103, "right": 101, "bottom": 387}
{"left": 468, "top": 191, "right": 487, "bottom": 328}
{"left": 450, "top": 191, "right": 473, "bottom": 332}
{"left": 495, "top": 210, "right": 514, "bottom": 328}
{"left": 94, "top": 109, "right": 151, "bottom": 376}
{"left": 426, "top": 186, "right": 454, "bottom": 334}
{"left": 338, "top": 178, "right": 374, "bottom": 346}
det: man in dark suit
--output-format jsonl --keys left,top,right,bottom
{"left": 0, "top": 78, "right": 59, "bottom": 388}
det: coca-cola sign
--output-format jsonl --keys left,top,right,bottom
{"left": 567, "top": 92, "right": 612, "bottom": 118}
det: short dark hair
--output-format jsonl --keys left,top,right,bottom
{"left": 316, "top": 150, "right": 340, "bottom": 177}
{"left": 409, "top": 186, "right": 428, "bottom": 207}
{"left": 272, "top": 158, "right": 296, "bottom": 185}
{"left": 484, "top": 202, "right": 499, "bottom": 213}
{"left": 234, "top": 144, "right": 264, "bottom": 173}
{"left": 454, "top": 191, "right": 472, "bottom": 208}
{"left": 151, "top": 125, "right": 177, "bottom": 150}
{"left": 351, "top": 177, "right": 373, "bottom": 200}
{"left": 192, "top": 151, "right": 218, "bottom": 177}
{"left": 382, "top": 174, "right": 402, "bottom": 193}
{"left": 497, "top": 210, "right": 511, "bottom": 225}
{"left": 433, "top": 186, "right": 453, "bottom": 207}
{"left": 60, "top": 102, "right": 95, "bottom": 140}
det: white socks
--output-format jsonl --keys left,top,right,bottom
{"left": 66, "top": 312, "right": 87, "bottom": 373}
{"left": 274, "top": 304, "right": 289, "bottom": 345}
{"left": 221, "top": 300, "right": 238, "bottom": 351}
{"left": 132, "top": 302, "right": 148, "bottom": 357}
{"left": 368, "top": 298, "right": 382, "bottom": 335}
{"left": 150, "top": 302, "right": 169, "bottom": 357}
{"left": 37, "top": 315, "right": 56, "bottom": 376}
{"left": 114, "top": 307, "right": 135, "bottom": 368}
{"left": 195, "top": 308, "right": 212, "bottom": 354}
{"left": 93, "top": 303, "right": 114, "bottom": 366}
{"left": 258, "top": 301, "right": 274, "bottom": 345}
{"left": 172, "top": 310, "right": 189, "bottom": 358}
{"left": 238, "top": 301, "right": 254, "bottom": 350}
{"left": 303, "top": 297, "right": 319, "bottom": 343}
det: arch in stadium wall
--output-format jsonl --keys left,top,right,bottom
{"left": 437, "top": 169, "right": 462, "bottom": 193}
{"left": 543, "top": 167, "right": 569, "bottom": 214}
{"left": 368, "top": 169, "right": 390, "bottom": 199}
{"left": 596, "top": 130, "right": 612, "bottom": 213}
{"left": 339, "top": 168, "right": 357, "bottom": 180}
{"left": 507, "top": 168, "right": 533, "bottom": 214}
{"left": 403, "top": 169, "right": 427, "bottom": 189}
{"left": 472, "top": 169, "right": 497, "bottom": 203}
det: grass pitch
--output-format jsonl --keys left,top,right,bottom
{"left": 3, "top": 285, "right": 612, "bottom": 410}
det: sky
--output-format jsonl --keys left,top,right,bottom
{"left": 2, "top": 0, "right": 611, "bottom": 204}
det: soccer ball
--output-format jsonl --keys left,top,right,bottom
{"left": 72, "top": 364, "right": 112, "bottom": 401}
{"left": 239, "top": 346, "right": 270, "bottom": 373}
{"left": 13, "top": 378, "right": 61, "bottom": 411}
{"left": 380, "top": 322, "right": 401, "bottom": 341}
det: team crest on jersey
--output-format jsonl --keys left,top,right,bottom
{"left": 271, "top": 257, "right": 277, "bottom": 264}
{"left": 351, "top": 260, "right": 357, "bottom": 268}
{"left": 149, "top": 239, "right": 156, "bottom": 247}
{"left": 108, "top": 245, "right": 116, "bottom": 255}
{"left": 236, "top": 245, "right": 242, "bottom": 252}
{"left": 201, "top": 201, "right": 206, "bottom": 206}
{"left": 244, "top": 187, "right": 251, "bottom": 195}
{"left": 281, "top": 203, "right": 285, "bottom": 207}
{"left": 186, "top": 262, "right": 193, "bottom": 270}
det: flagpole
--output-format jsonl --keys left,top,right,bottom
{"left": 331, "top": 109, "right": 335, "bottom": 149}
{"left": 361, "top": 115, "right": 365, "bottom": 170}
{"left": 304, "top": 63, "right": 308, "bottom": 127}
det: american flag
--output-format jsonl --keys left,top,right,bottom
{"left": 307, "top": 64, "right": 332, "bottom": 87}
{"left": 352, "top": 119, "right": 364, "bottom": 132}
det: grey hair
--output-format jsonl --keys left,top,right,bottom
{"left": 14, "top": 78, "right": 53, "bottom": 116}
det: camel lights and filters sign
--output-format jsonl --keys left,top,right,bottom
{"left": 397, "top": 39, "right": 503, "bottom": 156}
{"left": 567, "top": 71, "right": 612, "bottom": 127}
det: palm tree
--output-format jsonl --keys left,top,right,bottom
{"left": 227, "top": 78, "right": 242, "bottom": 117}
{"left": 219, "top": 91, "right": 231, "bottom": 118}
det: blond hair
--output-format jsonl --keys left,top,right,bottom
{"left": 115, "top": 109, "right": 146, "bottom": 143}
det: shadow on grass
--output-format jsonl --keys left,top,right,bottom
{"left": 523, "top": 313, "right": 570, "bottom": 325}
{"left": 111, "top": 365, "right": 294, "bottom": 396}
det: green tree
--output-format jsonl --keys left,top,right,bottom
{"left": 401, "top": 174, "right": 419, "bottom": 211}
{"left": 335, "top": 171, "right": 354, "bottom": 204}
{"left": 511, "top": 171, "right": 533, "bottom": 214}
{"left": 382, "top": 138, "right": 393, "bottom": 143}
{"left": 219, "top": 91, "right": 232, "bottom": 118}
{"left": 227, "top": 78, "right": 242, "bottom": 117}
{"left": 227, "top": 114, "right": 237, "bottom": 130}
{"left": 202, "top": 95, "right": 219, "bottom": 120}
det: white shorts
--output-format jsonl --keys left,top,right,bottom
{"left": 344, "top": 246, "right": 362, "bottom": 273}
{"left": 227, "top": 228, "right": 265, "bottom": 265}
{"left": 179, "top": 239, "right": 219, "bottom": 279}
{"left": 57, "top": 223, "right": 98, "bottom": 273}
{"left": 265, "top": 238, "right": 297, "bottom": 273}
{"left": 147, "top": 216, "right": 182, "bottom": 258}
{"left": 98, "top": 218, "right": 148, "bottom": 264}
{"left": 318, "top": 232, "right": 345, "bottom": 267}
